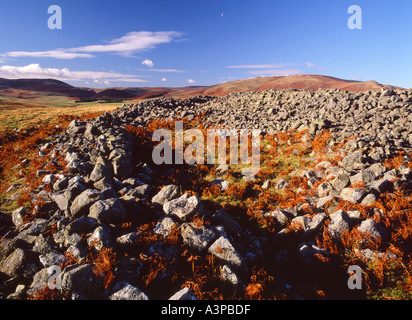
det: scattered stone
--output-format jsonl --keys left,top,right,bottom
{"left": 317, "top": 182, "right": 333, "bottom": 197}
{"left": 340, "top": 188, "right": 367, "bottom": 203}
{"left": 212, "top": 209, "right": 242, "bottom": 236}
{"left": 87, "top": 226, "right": 113, "bottom": 251}
{"left": 331, "top": 174, "right": 350, "bottom": 192}
{"left": 3, "top": 87, "right": 412, "bottom": 300}
{"left": 70, "top": 189, "right": 102, "bottom": 218}
{"left": 211, "top": 178, "right": 230, "bottom": 191}
{"left": 357, "top": 219, "right": 388, "bottom": 241}
{"left": 0, "top": 248, "right": 39, "bottom": 278}
{"left": 116, "top": 232, "right": 140, "bottom": 247}
{"left": 340, "top": 151, "right": 364, "bottom": 171}
{"left": 370, "top": 179, "right": 393, "bottom": 195}
{"left": 298, "top": 242, "right": 330, "bottom": 265}
{"left": 153, "top": 217, "right": 177, "bottom": 237}
{"left": 216, "top": 164, "right": 230, "bottom": 176}
{"left": 181, "top": 223, "right": 217, "bottom": 252}
{"left": 208, "top": 236, "right": 245, "bottom": 269}
{"left": 67, "top": 216, "right": 99, "bottom": 234}
{"left": 11, "top": 207, "right": 27, "bottom": 227}
{"left": 163, "top": 194, "right": 205, "bottom": 221}
{"left": 27, "top": 268, "right": 52, "bottom": 296}
{"left": 125, "top": 184, "right": 152, "bottom": 199}
{"left": 66, "top": 243, "right": 89, "bottom": 263}
{"left": 274, "top": 179, "right": 290, "bottom": 190}
{"left": 152, "top": 185, "right": 180, "bottom": 205}
{"left": 109, "top": 281, "right": 149, "bottom": 300}
{"left": 361, "top": 193, "right": 377, "bottom": 205}
{"left": 328, "top": 210, "right": 350, "bottom": 238}
{"left": 110, "top": 148, "right": 133, "bottom": 179}
{"left": 89, "top": 163, "right": 112, "bottom": 183}
{"left": 88, "top": 198, "right": 126, "bottom": 225}
{"left": 61, "top": 264, "right": 101, "bottom": 300}
{"left": 169, "top": 287, "right": 197, "bottom": 300}
{"left": 220, "top": 264, "right": 245, "bottom": 289}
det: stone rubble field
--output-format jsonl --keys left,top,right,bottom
{"left": 1, "top": 87, "right": 412, "bottom": 300}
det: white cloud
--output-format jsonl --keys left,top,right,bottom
{"left": 306, "top": 62, "right": 316, "bottom": 68}
{"left": 161, "top": 77, "right": 167, "bottom": 82}
{"left": 187, "top": 79, "right": 196, "bottom": 84}
{"left": 141, "top": 59, "right": 154, "bottom": 68}
{"left": 0, "top": 63, "right": 147, "bottom": 83}
{"left": 4, "top": 51, "right": 94, "bottom": 60}
{"left": 2, "top": 31, "right": 183, "bottom": 59}
{"left": 76, "top": 31, "right": 182, "bottom": 54}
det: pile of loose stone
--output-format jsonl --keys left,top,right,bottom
{"left": 0, "top": 87, "right": 411, "bottom": 300}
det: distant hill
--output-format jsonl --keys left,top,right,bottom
{"left": 170, "top": 75, "right": 398, "bottom": 97}
{"left": 0, "top": 75, "right": 402, "bottom": 105}
{"left": 0, "top": 78, "right": 94, "bottom": 99}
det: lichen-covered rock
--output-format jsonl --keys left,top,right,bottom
{"left": 357, "top": 219, "right": 388, "bottom": 241}
{"left": 169, "top": 287, "right": 197, "bottom": 300}
{"left": 88, "top": 198, "right": 126, "bottom": 225}
{"left": 328, "top": 210, "right": 350, "bottom": 238}
{"left": 153, "top": 217, "right": 177, "bottom": 237}
{"left": 340, "top": 188, "right": 367, "bottom": 203}
{"left": 61, "top": 264, "right": 101, "bottom": 300}
{"left": 11, "top": 207, "right": 27, "bottom": 228}
{"left": 163, "top": 193, "right": 204, "bottom": 221}
{"left": 181, "top": 223, "right": 217, "bottom": 252}
{"left": 70, "top": 189, "right": 102, "bottom": 218}
{"left": 208, "top": 236, "right": 245, "bottom": 270}
{"left": 152, "top": 185, "right": 180, "bottom": 205}
{"left": 0, "top": 248, "right": 39, "bottom": 278}
{"left": 4, "top": 87, "right": 412, "bottom": 301}
{"left": 87, "top": 226, "right": 113, "bottom": 251}
{"left": 109, "top": 282, "right": 148, "bottom": 300}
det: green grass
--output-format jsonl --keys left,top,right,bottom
{"left": 367, "top": 260, "right": 412, "bottom": 300}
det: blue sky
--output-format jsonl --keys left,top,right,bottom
{"left": 0, "top": 0, "right": 410, "bottom": 88}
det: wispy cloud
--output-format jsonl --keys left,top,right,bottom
{"left": 306, "top": 62, "right": 316, "bottom": 68}
{"left": 0, "top": 63, "right": 147, "bottom": 83}
{"left": 226, "top": 63, "right": 303, "bottom": 77}
{"left": 248, "top": 69, "right": 303, "bottom": 76}
{"left": 136, "top": 68, "right": 185, "bottom": 73}
{"left": 4, "top": 51, "right": 94, "bottom": 60}
{"left": 187, "top": 79, "right": 196, "bottom": 84}
{"left": 76, "top": 31, "right": 182, "bottom": 54}
{"left": 226, "top": 63, "right": 294, "bottom": 69}
{"left": 1, "top": 31, "right": 183, "bottom": 60}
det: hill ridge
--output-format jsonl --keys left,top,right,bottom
{"left": 0, "top": 75, "right": 403, "bottom": 103}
